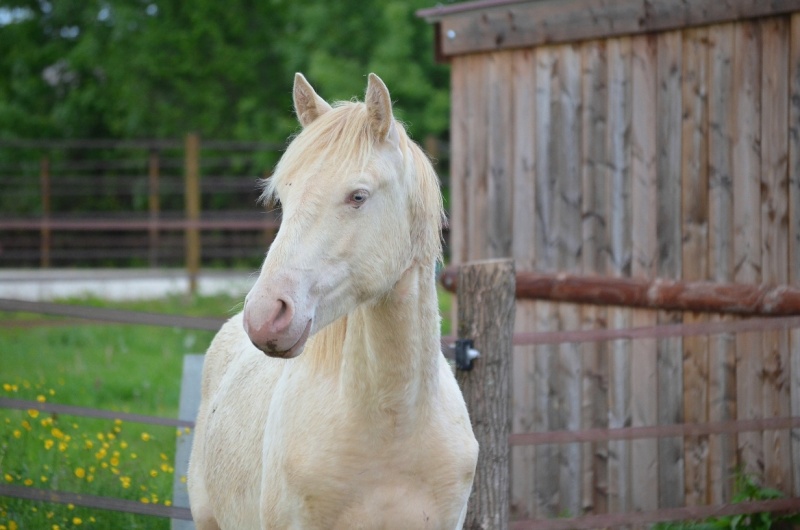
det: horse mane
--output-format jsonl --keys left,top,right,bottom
{"left": 261, "top": 99, "right": 445, "bottom": 265}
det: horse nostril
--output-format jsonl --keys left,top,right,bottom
{"left": 271, "top": 297, "right": 294, "bottom": 333}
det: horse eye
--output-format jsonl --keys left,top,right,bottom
{"left": 348, "top": 189, "right": 369, "bottom": 207}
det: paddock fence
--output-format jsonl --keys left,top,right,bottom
{"left": 0, "top": 297, "right": 223, "bottom": 526}
{"left": 447, "top": 259, "right": 800, "bottom": 529}
{"left": 0, "top": 137, "right": 283, "bottom": 289}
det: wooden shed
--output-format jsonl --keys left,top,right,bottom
{"left": 419, "top": 0, "right": 800, "bottom": 522}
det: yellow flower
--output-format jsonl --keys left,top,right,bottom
{"left": 140, "top": 497, "right": 150, "bottom": 504}
{"left": 52, "top": 525, "right": 60, "bottom": 530}
{"left": 120, "top": 441, "right": 128, "bottom": 449}
{"left": 40, "top": 476, "right": 48, "bottom": 483}
{"left": 74, "top": 468, "right": 86, "bottom": 479}
{"left": 149, "top": 469, "right": 158, "bottom": 478}
{"left": 21, "top": 420, "right": 31, "bottom": 431}
{"left": 72, "top": 517, "right": 82, "bottom": 525}
{"left": 160, "top": 463, "right": 171, "bottom": 473}
{"left": 2, "top": 383, "right": 11, "bottom": 392}
{"left": 67, "top": 503, "right": 74, "bottom": 510}
{"left": 114, "top": 418, "right": 123, "bottom": 426}
{"left": 12, "top": 430, "right": 21, "bottom": 439}
{"left": 86, "top": 474, "right": 94, "bottom": 483}
{"left": 96, "top": 433, "right": 104, "bottom": 441}
{"left": 36, "top": 394, "right": 46, "bottom": 403}
{"left": 165, "top": 500, "right": 172, "bottom": 507}
{"left": 120, "top": 476, "right": 131, "bottom": 489}
{"left": 44, "top": 439, "right": 54, "bottom": 450}
{"left": 84, "top": 440, "right": 93, "bottom": 449}
{"left": 160, "top": 453, "right": 168, "bottom": 461}
{"left": 9, "top": 522, "right": 18, "bottom": 530}
{"left": 110, "top": 456, "right": 120, "bottom": 466}
{"left": 140, "top": 432, "right": 151, "bottom": 442}
{"left": 27, "top": 409, "right": 39, "bottom": 419}
{"left": 4, "top": 474, "right": 13, "bottom": 483}
{"left": 51, "top": 427, "right": 64, "bottom": 439}
{"left": 23, "top": 479, "right": 33, "bottom": 486}
{"left": 58, "top": 442, "right": 68, "bottom": 452}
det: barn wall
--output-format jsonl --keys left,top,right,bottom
{"left": 447, "top": 13, "right": 800, "bottom": 520}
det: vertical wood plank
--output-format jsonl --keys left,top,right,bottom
{"left": 707, "top": 22, "right": 738, "bottom": 504}
{"left": 39, "top": 156, "right": 51, "bottom": 268}
{"left": 449, "top": 57, "right": 469, "bottom": 268}
{"left": 580, "top": 38, "right": 609, "bottom": 516}
{"left": 510, "top": 47, "right": 537, "bottom": 520}
{"left": 184, "top": 133, "right": 201, "bottom": 295}
{"left": 553, "top": 43, "right": 583, "bottom": 518}
{"left": 629, "top": 32, "right": 659, "bottom": 514}
{"left": 732, "top": 19, "right": 763, "bottom": 480}
{"left": 680, "top": 26, "right": 711, "bottom": 507}
{"left": 466, "top": 55, "right": 489, "bottom": 262}
{"left": 532, "top": 45, "right": 559, "bottom": 518}
{"left": 148, "top": 149, "right": 161, "bottom": 268}
{"left": 790, "top": 12, "right": 800, "bottom": 498}
{"left": 759, "top": 16, "right": 791, "bottom": 494}
{"left": 487, "top": 52, "right": 515, "bottom": 259}
{"left": 457, "top": 259, "right": 516, "bottom": 530}
{"left": 656, "top": 29, "right": 685, "bottom": 509}
{"left": 605, "top": 35, "right": 632, "bottom": 516}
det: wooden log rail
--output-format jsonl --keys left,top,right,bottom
{"left": 440, "top": 266, "right": 800, "bottom": 316}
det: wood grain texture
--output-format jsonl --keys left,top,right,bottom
{"left": 457, "top": 259, "right": 516, "bottom": 530}
{"left": 630, "top": 32, "right": 659, "bottom": 514}
{"left": 424, "top": 0, "right": 800, "bottom": 57}
{"left": 510, "top": 47, "right": 537, "bottom": 520}
{"left": 707, "top": 22, "right": 738, "bottom": 503}
{"left": 450, "top": 57, "right": 469, "bottom": 268}
{"left": 605, "top": 35, "right": 632, "bottom": 515}
{"left": 580, "top": 38, "right": 609, "bottom": 516}
{"left": 759, "top": 16, "right": 791, "bottom": 493}
{"left": 487, "top": 52, "right": 515, "bottom": 259}
{"left": 790, "top": 12, "right": 800, "bottom": 497}
{"left": 732, "top": 19, "right": 764, "bottom": 480}
{"left": 656, "top": 29, "right": 685, "bottom": 509}
{"left": 680, "top": 26, "right": 711, "bottom": 507}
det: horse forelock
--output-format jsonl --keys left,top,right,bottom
{"left": 259, "top": 99, "right": 444, "bottom": 264}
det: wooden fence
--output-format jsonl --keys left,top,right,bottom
{"left": 0, "top": 137, "right": 282, "bottom": 283}
{"left": 419, "top": 0, "right": 800, "bottom": 522}
{"left": 449, "top": 259, "right": 800, "bottom": 529}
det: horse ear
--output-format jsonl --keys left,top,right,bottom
{"left": 365, "top": 73, "right": 396, "bottom": 143}
{"left": 293, "top": 73, "right": 332, "bottom": 127}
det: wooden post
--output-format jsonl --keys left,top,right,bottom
{"left": 39, "top": 155, "right": 51, "bottom": 268}
{"left": 456, "top": 259, "right": 515, "bottom": 530}
{"left": 148, "top": 149, "right": 160, "bottom": 268}
{"left": 184, "top": 134, "right": 201, "bottom": 294}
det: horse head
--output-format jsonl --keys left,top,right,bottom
{"left": 242, "top": 73, "right": 443, "bottom": 358}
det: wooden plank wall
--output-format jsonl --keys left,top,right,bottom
{"left": 448, "top": 14, "right": 800, "bottom": 520}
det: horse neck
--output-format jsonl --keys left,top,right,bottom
{"left": 341, "top": 262, "right": 442, "bottom": 422}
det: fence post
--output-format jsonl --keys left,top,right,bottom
{"left": 456, "top": 258, "right": 515, "bottom": 530}
{"left": 184, "top": 134, "right": 200, "bottom": 294}
{"left": 148, "top": 148, "right": 161, "bottom": 268}
{"left": 39, "top": 155, "right": 51, "bottom": 268}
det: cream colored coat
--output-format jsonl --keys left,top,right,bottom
{"left": 187, "top": 74, "right": 478, "bottom": 530}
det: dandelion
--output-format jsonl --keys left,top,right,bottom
{"left": 4, "top": 474, "right": 13, "bottom": 483}
{"left": 72, "top": 517, "right": 82, "bottom": 525}
{"left": 51, "top": 427, "right": 64, "bottom": 439}
{"left": 160, "top": 463, "right": 172, "bottom": 473}
{"left": 120, "top": 476, "right": 131, "bottom": 489}
{"left": 40, "top": 476, "right": 48, "bottom": 483}
{"left": 52, "top": 526, "right": 60, "bottom": 530}
{"left": 2, "top": 383, "right": 11, "bottom": 392}
{"left": 120, "top": 441, "right": 128, "bottom": 449}
{"left": 140, "top": 497, "right": 150, "bottom": 504}
{"left": 44, "top": 439, "right": 54, "bottom": 450}
{"left": 9, "top": 522, "right": 18, "bottom": 530}
{"left": 74, "top": 468, "right": 86, "bottom": 479}
{"left": 84, "top": 440, "right": 93, "bottom": 449}
{"left": 149, "top": 469, "right": 158, "bottom": 478}
{"left": 36, "top": 394, "right": 46, "bottom": 403}
{"left": 141, "top": 432, "right": 151, "bottom": 442}
{"left": 27, "top": 409, "right": 39, "bottom": 419}
{"left": 110, "top": 456, "right": 120, "bottom": 466}
{"left": 165, "top": 500, "right": 173, "bottom": 507}
{"left": 12, "top": 429, "right": 21, "bottom": 439}
{"left": 23, "top": 479, "right": 33, "bottom": 486}
{"left": 21, "top": 420, "right": 31, "bottom": 431}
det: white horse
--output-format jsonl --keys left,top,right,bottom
{"left": 188, "top": 73, "right": 478, "bottom": 530}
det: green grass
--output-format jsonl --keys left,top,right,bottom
{"left": 0, "top": 293, "right": 241, "bottom": 530}
{"left": 0, "top": 289, "right": 453, "bottom": 529}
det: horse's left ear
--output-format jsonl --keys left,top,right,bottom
{"left": 365, "top": 73, "right": 397, "bottom": 144}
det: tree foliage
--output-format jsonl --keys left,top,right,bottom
{"left": 0, "top": 0, "right": 451, "bottom": 143}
